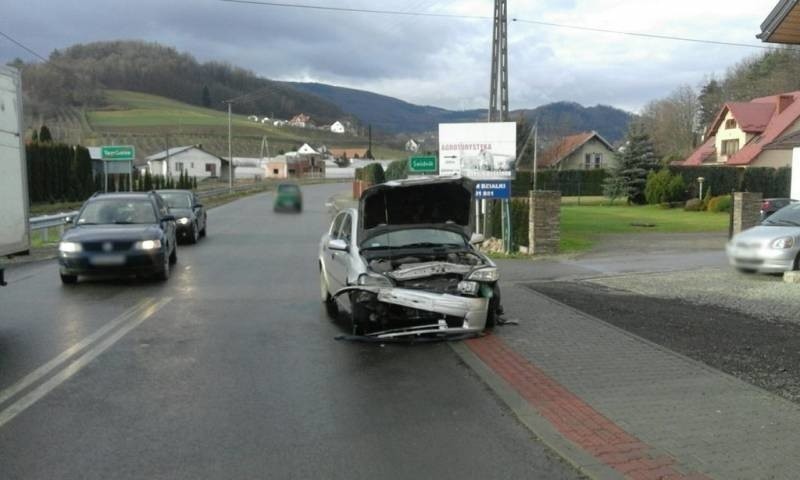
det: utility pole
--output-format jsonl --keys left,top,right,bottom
{"left": 226, "top": 101, "right": 233, "bottom": 192}
{"left": 488, "top": 0, "right": 509, "bottom": 122}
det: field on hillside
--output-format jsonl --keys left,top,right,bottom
{"left": 52, "top": 90, "right": 408, "bottom": 159}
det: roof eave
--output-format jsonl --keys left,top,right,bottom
{"left": 759, "top": 0, "right": 800, "bottom": 43}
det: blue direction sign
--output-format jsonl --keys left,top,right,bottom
{"left": 475, "top": 181, "right": 511, "bottom": 199}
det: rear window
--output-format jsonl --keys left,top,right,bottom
{"left": 278, "top": 184, "right": 300, "bottom": 194}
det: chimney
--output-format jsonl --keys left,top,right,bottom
{"left": 778, "top": 95, "right": 794, "bottom": 114}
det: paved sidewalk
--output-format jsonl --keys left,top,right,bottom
{"left": 462, "top": 283, "right": 800, "bottom": 480}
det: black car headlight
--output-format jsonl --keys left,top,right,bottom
{"left": 177, "top": 217, "right": 191, "bottom": 225}
{"left": 134, "top": 239, "right": 162, "bottom": 251}
{"left": 58, "top": 241, "right": 82, "bottom": 253}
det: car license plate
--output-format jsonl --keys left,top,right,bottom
{"left": 90, "top": 255, "right": 125, "bottom": 266}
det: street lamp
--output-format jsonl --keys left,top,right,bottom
{"left": 697, "top": 177, "right": 705, "bottom": 200}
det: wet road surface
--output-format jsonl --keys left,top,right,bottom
{"left": 0, "top": 183, "right": 582, "bottom": 480}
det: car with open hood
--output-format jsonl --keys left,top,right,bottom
{"left": 319, "top": 177, "right": 501, "bottom": 338}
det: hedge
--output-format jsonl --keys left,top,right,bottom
{"left": 513, "top": 169, "right": 608, "bottom": 196}
{"left": 26, "top": 143, "right": 95, "bottom": 203}
{"left": 668, "top": 166, "right": 791, "bottom": 198}
{"left": 488, "top": 199, "right": 530, "bottom": 249}
{"left": 355, "top": 162, "right": 385, "bottom": 184}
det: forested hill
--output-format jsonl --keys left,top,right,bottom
{"left": 18, "top": 40, "right": 347, "bottom": 124}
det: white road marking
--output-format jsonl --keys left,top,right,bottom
{"left": 0, "top": 297, "right": 172, "bottom": 429}
{"left": 0, "top": 298, "right": 158, "bottom": 408}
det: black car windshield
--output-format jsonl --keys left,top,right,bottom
{"left": 77, "top": 198, "right": 158, "bottom": 225}
{"left": 763, "top": 203, "right": 800, "bottom": 226}
{"left": 362, "top": 229, "right": 466, "bottom": 249}
{"left": 159, "top": 192, "right": 192, "bottom": 209}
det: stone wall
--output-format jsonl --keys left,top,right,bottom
{"left": 529, "top": 191, "right": 561, "bottom": 255}
{"left": 733, "top": 192, "right": 762, "bottom": 235}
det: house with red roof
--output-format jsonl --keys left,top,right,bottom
{"left": 537, "top": 131, "right": 616, "bottom": 171}
{"left": 681, "top": 91, "right": 800, "bottom": 168}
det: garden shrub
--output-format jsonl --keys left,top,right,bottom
{"left": 684, "top": 198, "right": 703, "bottom": 211}
{"left": 707, "top": 195, "right": 732, "bottom": 213}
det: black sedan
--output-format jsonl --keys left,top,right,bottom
{"left": 157, "top": 189, "right": 207, "bottom": 243}
{"left": 57, "top": 192, "right": 178, "bottom": 284}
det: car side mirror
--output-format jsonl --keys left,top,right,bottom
{"left": 193, "top": 203, "right": 203, "bottom": 209}
{"left": 470, "top": 233, "right": 485, "bottom": 245}
{"left": 328, "top": 239, "right": 349, "bottom": 252}
{"left": 162, "top": 215, "right": 176, "bottom": 222}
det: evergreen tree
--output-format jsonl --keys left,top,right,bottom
{"left": 39, "top": 125, "right": 53, "bottom": 142}
{"left": 698, "top": 80, "right": 724, "bottom": 133}
{"left": 144, "top": 170, "right": 152, "bottom": 190}
{"left": 193, "top": 176, "right": 198, "bottom": 189}
{"left": 618, "top": 127, "right": 659, "bottom": 205}
{"left": 201, "top": 85, "right": 212, "bottom": 108}
{"left": 31, "top": 129, "right": 39, "bottom": 143}
{"left": 602, "top": 165, "right": 626, "bottom": 205}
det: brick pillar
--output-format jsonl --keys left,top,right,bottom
{"left": 733, "top": 192, "right": 762, "bottom": 235}
{"left": 528, "top": 191, "right": 561, "bottom": 255}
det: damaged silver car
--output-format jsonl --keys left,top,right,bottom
{"left": 319, "top": 177, "right": 502, "bottom": 338}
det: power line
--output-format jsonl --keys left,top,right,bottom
{"left": 511, "top": 18, "right": 778, "bottom": 51}
{"left": 219, "top": 0, "right": 490, "bottom": 20}
{"left": 0, "top": 30, "right": 48, "bottom": 62}
{"left": 219, "top": 0, "right": 779, "bottom": 51}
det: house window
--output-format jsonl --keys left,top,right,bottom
{"left": 721, "top": 139, "right": 740, "bottom": 156}
{"left": 594, "top": 154, "right": 602, "bottom": 169}
{"left": 273, "top": 169, "right": 279, "bottom": 175}
{"left": 175, "top": 162, "right": 184, "bottom": 172}
{"left": 725, "top": 119, "right": 737, "bottom": 129}
{"left": 584, "top": 153, "right": 592, "bottom": 169}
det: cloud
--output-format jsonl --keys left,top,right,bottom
{"left": 0, "top": 0, "right": 781, "bottom": 112}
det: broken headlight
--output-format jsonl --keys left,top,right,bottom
{"left": 357, "top": 273, "right": 393, "bottom": 287}
{"left": 457, "top": 281, "right": 479, "bottom": 295}
{"left": 467, "top": 267, "right": 499, "bottom": 282}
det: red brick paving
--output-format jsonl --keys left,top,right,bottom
{"left": 465, "top": 334, "right": 712, "bottom": 480}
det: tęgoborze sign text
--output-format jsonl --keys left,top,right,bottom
{"left": 438, "top": 122, "right": 516, "bottom": 180}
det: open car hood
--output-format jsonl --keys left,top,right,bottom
{"left": 358, "top": 177, "right": 475, "bottom": 245}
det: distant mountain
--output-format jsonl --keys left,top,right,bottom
{"left": 287, "top": 82, "right": 632, "bottom": 143}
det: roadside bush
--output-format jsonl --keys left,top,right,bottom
{"left": 684, "top": 198, "right": 703, "bottom": 211}
{"left": 645, "top": 169, "right": 685, "bottom": 205}
{"left": 707, "top": 195, "right": 732, "bottom": 213}
{"left": 384, "top": 159, "right": 408, "bottom": 181}
{"left": 357, "top": 162, "right": 385, "bottom": 184}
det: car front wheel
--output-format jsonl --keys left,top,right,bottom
{"left": 320, "top": 269, "right": 338, "bottom": 318}
{"left": 156, "top": 253, "right": 170, "bottom": 281}
{"left": 60, "top": 273, "right": 78, "bottom": 285}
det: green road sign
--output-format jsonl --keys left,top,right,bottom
{"left": 409, "top": 155, "right": 437, "bottom": 173}
{"left": 101, "top": 145, "right": 135, "bottom": 161}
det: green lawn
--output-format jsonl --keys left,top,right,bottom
{"left": 561, "top": 205, "right": 729, "bottom": 253}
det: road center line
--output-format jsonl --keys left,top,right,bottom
{"left": 0, "top": 298, "right": 158, "bottom": 408}
{"left": 0, "top": 297, "right": 172, "bottom": 429}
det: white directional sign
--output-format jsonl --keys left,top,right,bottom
{"left": 438, "top": 122, "right": 517, "bottom": 180}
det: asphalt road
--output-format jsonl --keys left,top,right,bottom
{"left": 0, "top": 183, "right": 582, "bottom": 480}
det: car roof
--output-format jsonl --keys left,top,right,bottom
{"left": 155, "top": 189, "right": 192, "bottom": 193}
{"left": 89, "top": 192, "right": 155, "bottom": 200}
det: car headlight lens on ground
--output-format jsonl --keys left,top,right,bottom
{"left": 468, "top": 267, "right": 499, "bottom": 282}
{"left": 135, "top": 239, "right": 162, "bottom": 251}
{"left": 58, "top": 242, "right": 82, "bottom": 253}
{"left": 771, "top": 237, "right": 795, "bottom": 249}
{"left": 177, "top": 217, "right": 190, "bottom": 225}
{"left": 358, "top": 273, "right": 393, "bottom": 287}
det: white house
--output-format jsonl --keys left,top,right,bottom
{"left": 260, "top": 117, "right": 271, "bottom": 124}
{"left": 298, "top": 143, "right": 318, "bottom": 155}
{"left": 247, "top": 115, "right": 259, "bottom": 122}
{"left": 146, "top": 145, "right": 230, "bottom": 180}
{"left": 331, "top": 121, "right": 346, "bottom": 134}
{"left": 405, "top": 139, "right": 420, "bottom": 152}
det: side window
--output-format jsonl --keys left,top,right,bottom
{"left": 155, "top": 196, "right": 168, "bottom": 218}
{"left": 339, "top": 214, "right": 353, "bottom": 244}
{"left": 330, "top": 213, "right": 345, "bottom": 239}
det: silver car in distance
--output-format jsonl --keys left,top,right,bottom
{"left": 726, "top": 202, "right": 800, "bottom": 273}
{"left": 319, "top": 177, "right": 502, "bottom": 339}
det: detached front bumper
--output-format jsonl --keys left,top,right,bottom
{"left": 335, "top": 286, "right": 490, "bottom": 338}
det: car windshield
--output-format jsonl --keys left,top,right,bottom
{"left": 77, "top": 198, "right": 157, "bottom": 225}
{"left": 362, "top": 229, "right": 466, "bottom": 249}
{"left": 159, "top": 192, "right": 192, "bottom": 209}
{"left": 278, "top": 184, "right": 299, "bottom": 194}
{"left": 762, "top": 203, "right": 800, "bottom": 226}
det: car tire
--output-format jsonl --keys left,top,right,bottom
{"left": 736, "top": 267, "right": 757, "bottom": 274}
{"left": 351, "top": 301, "right": 369, "bottom": 336}
{"left": 189, "top": 223, "right": 199, "bottom": 244}
{"left": 157, "top": 253, "right": 170, "bottom": 281}
{"left": 169, "top": 243, "right": 178, "bottom": 265}
{"left": 320, "top": 269, "right": 338, "bottom": 319}
{"left": 60, "top": 273, "right": 78, "bottom": 285}
{"left": 485, "top": 297, "right": 498, "bottom": 330}
{"left": 200, "top": 220, "right": 207, "bottom": 238}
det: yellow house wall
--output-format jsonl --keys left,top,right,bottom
{"left": 715, "top": 111, "right": 748, "bottom": 164}
{"left": 559, "top": 138, "right": 617, "bottom": 170}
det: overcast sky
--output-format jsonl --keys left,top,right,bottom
{"left": 0, "top": 0, "right": 779, "bottom": 113}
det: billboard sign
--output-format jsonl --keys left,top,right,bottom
{"left": 475, "top": 181, "right": 511, "bottom": 200}
{"left": 438, "top": 122, "right": 516, "bottom": 180}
